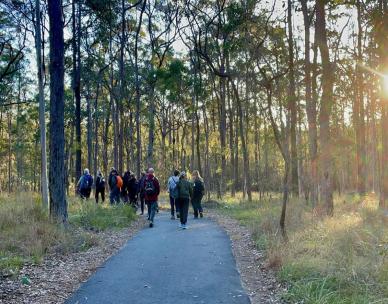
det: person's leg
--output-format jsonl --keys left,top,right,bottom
{"left": 147, "top": 201, "right": 151, "bottom": 219}
{"left": 116, "top": 188, "right": 121, "bottom": 204}
{"left": 95, "top": 189, "right": 99, "bottom": 204}
{"left": 109, "top": 190, "right": 114, "bottom": 205}
{"left": 176, "top": 199, "right": 184, "bottom": 224}
{"left": 140, "top": 196, "right": 144, "bottom": 214}
{"left": 192, "top": 198, "right": 199, "bottom": 218}
{"left": 101, "top": 188, "right": 105, "bottom": 203}
{"left": 86, "top": 188, "right": 91, "bottom": 199}
{"left": 149, "top": 201, "right": 157, "bottom": 223}
{"left": 169, "top": 195, "right": 175, "bottom": 218}
{"left": 181, "top": 198, "right": 189, "bottom": 225}
{"left": 198, "top": 198, "right": 203, "bottom": 217}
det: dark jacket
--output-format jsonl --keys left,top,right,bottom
{"left": 128, "top": 177, "right": 138, "bottom": 200}
{"left": 95, "top": 175, "right": 105, "bottom": 190}
{"left": 143, "top": 174, "right": 160, "bottom": 202}
{"left": 108, "top": 171, "right": 118, "bottom": 190}
{"left": 139, "top": 175, "right": 146, "bottom": 198}
{"left": 177, "top": 179, "right": 193, "bottom": 199}
{"left": 122, "top": 171, "right": 131, "bottom": 191}
{"left": 193, "top": 178, "right": 204, "bottom": 199}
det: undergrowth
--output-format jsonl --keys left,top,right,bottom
{"left": 0, "top": 193, "right": 136, "bottom": 278}
{"left": 214, "top": 192, "right": 388, "bottom": 304}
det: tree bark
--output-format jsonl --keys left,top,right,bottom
{"left": 288, "top": 0, "right": 298, "bottom": 196}
{"left": 34, "top": 0, "right": 49, "bottom": 208}
{"left": 301, "top": 0, "right": 318, "bottom": 206}
{"left": 48, "top": 0, "right": 67, "bottom": 223}
{"left": 355, "top": 0, "right": 366, "bottom": 195}
{"left": 316, "top": 0, "right": 334, "bottom": 216}
{"left": 135, "top": 0, "right": 147, "bottom": 176}
{"left": 73, "top": 0, "right": 82, "bottom": 182}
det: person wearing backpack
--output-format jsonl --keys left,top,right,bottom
{"left": 143, "top": 168, "right": 160, "bottom": 227}
{"left": 167, "top": 170, "right": 180, "bottom": 220}
{"left": 138, "top": 171, "right": 147, "bottom": 216}
{"left": 192, "top": 170, "right": 205, "bottom": 218}
{"left": 128, "top": 173, "right": 139, "bottom": 209}
{"left": 108, "top": 168, "right": 121, "bottom": 205}
{"left": 176, "top": 171, "right": 193, "bottom": 229}
{"left": 77, "top": 168, "right": 94, "bottom": 199}
{"left": 122, "top": 170, "right": 132, "bottom": 203}
{"left": 95, "top": 170, "right": 105, "bottom": 204}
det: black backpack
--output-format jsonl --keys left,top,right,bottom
{"left": 144, "top": 178, "right": 156, "bottom": 196}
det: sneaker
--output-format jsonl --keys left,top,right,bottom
{"left": 149, "top": 221, "right": 154, "bottom": 228}
{"left": 182, "top": 224, "right": 188, "bottom": 229}
{"left": 200, "top": 212, "right": 203, "bottom": 218}
{"left": 171, "top": 215, "right": 175, "bottom": 220}
{"left": 179, "top": 223, "right": 183, "bottom": 228}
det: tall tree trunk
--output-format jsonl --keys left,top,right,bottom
{"left": 231, "top": 80, "right": 252, "bottom": 201}
{"left": 135, "top": 0, "right": 147, "bottom": 176}
{"left": 48, "top": 0, "right": 67, "bottom": 223}
{"left": 73, "top": 0, "right": 82, "bottom": 182}
{"left": 316, "top": 0, "right": 334, "bottom": 216}
{"left": 34, "top": 0, "right": 49, "bottom": 208}
{"left": 355, "top": 0, "right": 366, "bottom": 195}
{"left": 7, "top": 112, "right": 11, "bottom": 194}
{"left": 288, "top": 0, "right": 298, "bottom": 196}
{"left": 379, "top": 0, "right": 388, "bottom": 208}
{"left": 301, "top": 0, "right": 318, "bottom": 206}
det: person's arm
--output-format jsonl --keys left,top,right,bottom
{"left": 189, "top": 181, "right": 193, "bottom": 199}
{"left": 77, "top": 176, "right": 83, "bottom": 188}
{"left": 167, "top": 177, "right": 171, "bottom": 193}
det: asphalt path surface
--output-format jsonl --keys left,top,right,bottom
{"left": 66, "top": 211, "right": 250, "bottom": 304}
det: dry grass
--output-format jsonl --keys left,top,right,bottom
{"left": 0, "top": 193, "right": 136, "bottom": 278}
{"left": 216, "top": 192, "right": 388, "bottom": 303}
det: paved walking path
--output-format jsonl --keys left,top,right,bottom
{"left": 66, "top": 212, "right": 250, "bottom": 304}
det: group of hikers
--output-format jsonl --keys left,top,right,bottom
{"left": 76, "top": 167, "right": 205, "bottom": 229}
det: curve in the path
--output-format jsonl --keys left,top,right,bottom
{"left": 66, "top": 212, "right": 251, "bottom": 304}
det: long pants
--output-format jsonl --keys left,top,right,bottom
{"left": 140, "top": 195, "right": 145, "bottom": 214}
{"left": 110, "top": 187, "right": 120, "bottom": 205}
{"left": 192, "top": 197, "right": 203, "bottom": 218}
{"left": 80, "top": 188, "right": 91, "bottom": 199}
{"left": 177, "top": 198, "right": 190, "bottom": 225}
{"left": 147, "top": 201, "right": 158, "bottom": 222}
{"left": 95, "top": 187, "right": 105, "bottom": 203}
{"left": 169, "top": 195, "right": 178, "bottom": 216}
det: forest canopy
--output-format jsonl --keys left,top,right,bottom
{"left": 0, "top": 0, "right": 388, "bottom": 224}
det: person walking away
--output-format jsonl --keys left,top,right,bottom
{"left": 77, "top": 168, "right": 93, "bottom": 199}
{"left": 128, "top": 173, "right": 139, "bottom": 209}
{"left": 138, "top": 171, "right": 147, "bottom": 216}
{"left": 192, "top": 170, "right": 205, "bottom": 218}
{"left": 167, "top": 170, "right": 180, "bottom": 219}
{"left": 108, "top": 168, "right": 122, "bottom": 204}
{"left": 122, "top": 170, "right": 131, "bottom": 203}
{"left": 95, "top": 170, "right": 105, "bottom": 203}
{"left": 176, "top": 171, "right": 193, "bottom": 229}
{"left": 143, "top": 168, "right": 160, "bottom": 227}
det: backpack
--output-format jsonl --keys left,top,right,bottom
{"left": 97, "top": 177, "right": 105, "bottom": 189}
{"left": 169, "top": 177, "right": 179, "bottom": 198}
{"left": 116, "top": 175, "right": 123, "bottom": 189}
{"left": 81, "top": 174, "right": 93, "bottom": 190}
{"left": 145, "top": 177, "right": 156, "bottom": 196}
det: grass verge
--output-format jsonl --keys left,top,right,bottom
{"left": 0, "top": 193, "right": 136, "bottom": 278}
{"left": 211, "top": 193, "right": 388, "bottom": 304}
